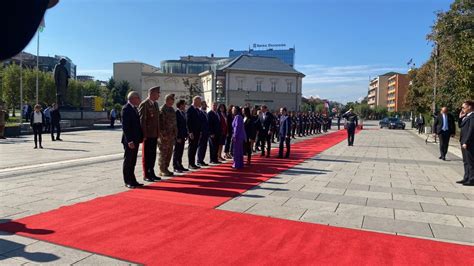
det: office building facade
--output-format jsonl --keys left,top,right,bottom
{"left": 229, "top": 47, "right": 295, "bottom": 67}
{"left": 387, "top": 73, "right": 409, "bottom": 112}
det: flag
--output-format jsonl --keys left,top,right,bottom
{"left": 38, "top": 18, "right": 45, "bottom": 32}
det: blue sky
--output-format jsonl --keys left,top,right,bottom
{"left": 24, "top": 0, "right": 452, "bottom": 103}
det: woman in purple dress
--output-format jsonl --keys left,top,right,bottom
{"left": 232, "top": 106, "right": 246, "bottom": 169}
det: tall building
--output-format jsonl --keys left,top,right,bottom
{"left": 3, "top": 52, "right": 77, "bottom": 79}
{"left": 229, "top": 45, "right": 295, "bottom": 67}
{"left": 387, "top": 73, "right": 409, "bottom": 112}
{"left": 160, "top": 55, "right": 230, "bottom": 74}
{"left": 367, "top": 72, "right": 399, "bottom": 109}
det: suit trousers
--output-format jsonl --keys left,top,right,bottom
{"left": 347, "top": 123, "right": 355, "bottom": 145}
{"left": 461, "top": 146, "right": 474, "bottom": 183}
{"left": 244, "top": 141, "right": 252, "bottom": 162}
{"left": 173, "top": 139, "right": 185, "bottom": 169}
{"left": 188, "top": 136, "right": 199, "bottom": 166}
{"left": 197, "top": 133, "right": 209, "bottom": 163}
{"left": 438, "top": 131, "right": 450, "bottom": 158}
{"left": 260, "top": 133, "right": 272, "bottom": 155}
{"left": 142, "top": 138, "right": 157, "bottom": 178}
{"left": 32, "top": 123, "right": 43, "bottom": 147}
{"left": 51, "top": 122, "right": 60, "bottom": 140}
{"left": 123, "top": 144, "right": 139, "bottom": 185}
{"left": 209, "top": 135, "right": 219, "bottom": 163}
{"left": 278, "top": 137, "right": 290, "bottom": 158}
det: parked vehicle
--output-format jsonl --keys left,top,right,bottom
{"left": 379, "top": 117, "right": 405, "bottom": 129}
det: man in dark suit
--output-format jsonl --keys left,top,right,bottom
{"left": 138, "top": 86, "right": 161, "bottom": 182}
{"left": 278, "top": 107, "right": 291, "bottom": 158}
{"left": 208, "top": 101, "right": 221, "bottom": 164}
{"left": 197, "top": 101, "right": 210, "bottom": 167}
{"left": 121, "top": 91, "right": 144, "bottom": 189}
{"left": 433, "top": 107, "right": 456, "bottom": 160}
{"left": 342, "top": 109, "right": 358, "bottom": 146}
{"left": 50, "top": 103, "right": 62, "bottom": 141}
{"left": 259, "top": 105, "right": 274, "bottom": 157}
{"left": 187, "top": 96, "right": 202, "bottom": 169}
{"left": 457, "top": 100, "right": 474, "bottom": 186}
{"left": 173, "top": 100, "right": 188, "bottom": 173}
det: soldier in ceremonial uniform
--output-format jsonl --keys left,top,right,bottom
{"left": 297, "top": 112, "right": 303, "bottom": 137}
{"left": 290, "top": 111, "right": 297, "bottom": 139}
{"left": 138, "top": 86, "right": 161, "bottom": 182}
{"left": 159, "top": 94, "right": 177, "bottom": 177}
{"left": 342, "top": 108, "right": 358, "bottom": 146}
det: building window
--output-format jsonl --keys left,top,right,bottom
{"left": 287, "top": 82, "right": 292, "bottom": 93}
{"left": 256, "top": 81, "right": 262, "bottom": 92}
{"left": 237, "top": 80, "right": 244, "bottom": 91}
{"left": 271, "top": 81, "right": 277, "bottom": 92}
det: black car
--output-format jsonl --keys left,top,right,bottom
{"left": 379, "top": 117, "right": 406, "bottom": 129}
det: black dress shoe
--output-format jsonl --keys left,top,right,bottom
{"left": 56, "top": 138, "right": 63, "bottom": 141}
{"left": 462, "top": 182, "right": 474, "bottom": 186}
{"left": 197, "top": 162, "right": 209, "bottom": 167}
{"left": 210, "top": 161, "right": 221, "bottom": 164}
{"left": 180, "top": 166, "right": 189, "bottom": 171}
{"left": 125, "top": 184, "right": 137, "bottom": 189}
{"left": 442, "top": 157, "right": 446, "bottom": 161}
{"left": 134, "top": 182, "right": 144, "bottom": 186}
{"left": 174, "top": 168, "right": 183, "bottom": 173}
{"left": 439, "top": 156, "right": 442, "bottom": 159}
{"left": 153, "top": 176, "right": 162, "bottom": 181}
{"left": 456, "top": 180, "right": 467, "bottom": 184}
{"left": 144, "top": 178, "right": 156, "bottom": 182}
{"left": 189, "top": 165, "right": 201, "bottom": 170}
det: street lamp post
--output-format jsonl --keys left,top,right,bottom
{"left": 432, "top": 42, "right": 438, "bottom": 115}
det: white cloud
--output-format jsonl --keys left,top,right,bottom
{"left": 296, "top": 64, "right": 407, "bottom": 103}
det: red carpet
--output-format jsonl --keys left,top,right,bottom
{"left": 1, "top": 130, "right": 473, "bottom": 265}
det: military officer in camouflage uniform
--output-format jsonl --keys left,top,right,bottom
{"left": 159, "top": 94, "right": 177, "bottom": 177}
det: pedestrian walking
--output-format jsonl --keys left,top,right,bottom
{"left": 43, "top": 104, "right": 51, "bottom": 133}
{"left": 457, "top": 100, "right": 474, "bottom": 186}
{"left": 278, "top": 107, "right": 291, "bottom": 158}
{"left": 110, "top": 108, "right": 117, "bottom": 128}
{"left": 232, "top": 106, "right": 246, "bottom": 169}
{"left": 138, "top": 86, "right": 161, "bottom": 182}
{"left": 121, "top": 91, "right": 144, "bottom": 189}
{"left": 173, "top": 100, "right": 188, "bottom": 173}
{"left": 159, "top": 94, "right": 177, "bottom": 177}
{"left": 342, "top": 108, "right": 358, "bottom": 146}
{"left": 258, "top": 105, "right": 274, "bottom": 157}
{"left": 187, "top": 96, "right": 202, "bottom": 170}
{"left": 433, "top": 107, "right": 455, "bottom": 160}
{"left": 30, "top": 104, "right": 45, "bottom": 149}
{"left": 416, "top": 114, "right": 425, "bottom": 134}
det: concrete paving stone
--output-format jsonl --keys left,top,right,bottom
{"left": 369, "top": 186, "right": 415, "bottom": 195}
{"left": 245, "top": 202, "right": 306, "bottom": 220}
{"left": 435, "top": 185, "right": 474, "bottom": 194}
{"left": 362, "top": 216, "right": 433, "bottom": 238}
{"left": 344, "top": 190, "right": 392, "bottom": 200}
{"left": 0, "top": 256, "right": 26, "bottom": 265}
{"left": 445, "top": 198, "right": 474, "bottom": 208}
{"left": 257, "top": 182, "right": 305, "bottom": 191}
{"left": 283, "top": 198, "right": 338, "bottom": 212}
{"left": 0, "top": 234, "right": 38, "bottom": 255}
{"left": 366, "top": 198, "right": 422, "bottom": 211}
{"left": 351, "top": 180, "right": 392, "bottom": 188}
{"left": 270, "top": 190, "right": 319, "bottom": 200}
{"left": 395, "top": 209, "right": 462, "bottom": 227}
{"left": 34, "top": 190, "right": 95, "bottom": 202}
{"left": 430, "top": 224, "right": 474, "bottom": 243}
{"left": 421, "top": 203, "right": 474, "bottom": 217}
{"left": 316, "top": 193, "right": 367, "bottom": 206}
{"left": 1, "top": 211, "right": 36, "bottom": 221}
{"left": 326, "top": 182, "right": 369, "bottom": 191}
{"left": 0, "top": 206, "right": 27, "bottom": 218}
{"left": 457, "top": 216, "right": 474, "bottom": 228}
{"left": 240, "top": 189, "right": 277, "bottom": 197}
{"left": 235, "top": 195, "right": 290, "bottom": 205}
{"left": 464, "top": 193, "right": 474, "bottom": 200}
{"left": 72, "top": 254, "right": 136, "bottom": 265}
{"left": 301, "top": 210, "right": 364, "bottom": 229}
{"left": 15, "top": 199, "right": 66, "bottom": 213}
{"left": 0, "top": 184, "right": 30, "bottom": 192}
{"left": 336, "top": 204, "right": 394, "bottom": 219}
{"left": 217, "top": 200, "right": 256, "bottom": 213}
{"left": 7, "top": 186, "right": 56, "bottom": 197}
{"left": 300, "top": 185, "right": 345, "bottom": 195}
{"left": 415, "top": 189, "right": 468, "bottom": 200}
{"left": 392, "top": 194, "right": 447, "bottom": 205}
{"left": 2, "top": 240, "right": 91, "bottom": 264}
{"left": 0, "top": 195, "right": 44, "bottom": 207}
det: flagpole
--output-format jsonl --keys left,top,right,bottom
{"left": 20, "top": 52, "right": 23, "bottom": 127}
{"left": 36, "top": 30, "right": 40, "bottom": 104}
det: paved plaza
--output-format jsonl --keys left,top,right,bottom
{"left": 0, "top": 122, "right": 472, "bottom": 264}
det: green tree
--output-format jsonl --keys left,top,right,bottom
{"left": 2, "top": 64, "right": 21, "bottom": 116}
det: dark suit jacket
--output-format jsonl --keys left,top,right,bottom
{"left": 459, "top": 113, "right": 474, "bottom": 148}
{"left": 199, "top": 110, "right": 209, "bottom": 136}
{"left": 259, "top": 112, "right": 274, "bottom": 135}
{"left": 244, "top": 116, "right": 258, "bottom": 141}
{"left": 30, "top": 111, "right": 45, "bottom": 126}
{"left": 208, "top": 110, "right": 221, "bottom": 137}
{"left": 176, "top": 109, "right": 187, "bottom": 140}
{"left": 121, "top": 103, "right": 143, "bottom": 146}
{"left": 279, "top": 115, "right": 291, "bottom": 137}
{"left": 50, "top": 109, "right": 61, "bottom": 124}
{"left": 186, "top": 105, "right": 201, "bottom": 135}
{"left": 434, "top": 113, "right": 455, "bottom": 135}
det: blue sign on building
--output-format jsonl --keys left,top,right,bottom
{"left": 229, "top": 46, "right": 295, "bottom": 67}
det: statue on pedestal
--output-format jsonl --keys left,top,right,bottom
{"left": 53, "top": 58, "right": 70, "bottom": 107}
